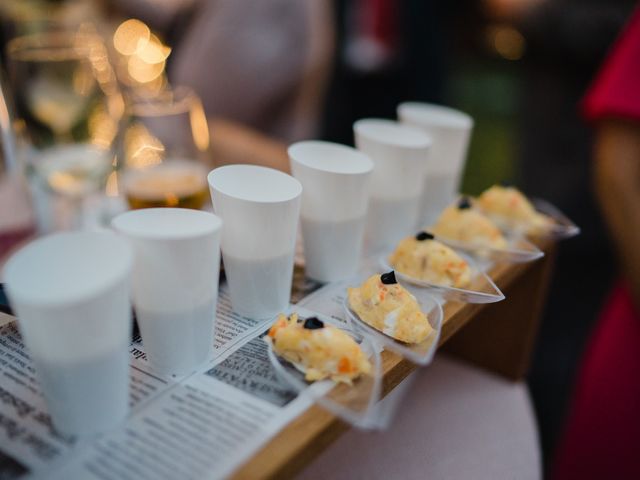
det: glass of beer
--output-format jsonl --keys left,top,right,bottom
{"left": 120, "top": 86, "right": 211, "bottom": 209}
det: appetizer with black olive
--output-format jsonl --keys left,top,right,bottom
{"left": 476, "top": 184, "right": 552, "bottom": 235}
{"left": 389, "top": 231, "right": 472, "bottom": 288}
{"left": 347, "top": 272, "right": 432, "bottom": 344}
{"left": 267, "top": 313, "right": 371, "bottom": 384}
{"left": 430, "top": 196, "right": 508, "bottom": 249}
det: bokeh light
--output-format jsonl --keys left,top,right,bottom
{"left": 189, "top": 98, "right": 210, "bottom": 152}
{"left": 113, "top": 18, "right": 171, "bottom": 88}
{"left": 124, "top": 123, "right": 165, "bottom": 168}
{"left": 113, "top": 19, "right": 150, "bottom": 56}
{"left": 486, "top": 25, "right": 526, "bottom": 61}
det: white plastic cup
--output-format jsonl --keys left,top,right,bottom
{"left": 3, "top": 232, "right": 133, "bottom": 437}
{"left": 353, "top": 119, "right": 432, "bottom": 253}
{"left": 208, "top": 165, "right": 302, "bottom": 318}
{"left": 397, "top": 102, "right": 474, "bottom": 226}
{"left": 112, "top": 208, "right": 222, "bottom": 375}
{"left": 289, "top": 141, "right": 373, "bottom": 282}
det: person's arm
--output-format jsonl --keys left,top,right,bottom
{"left": 207, "top": 118, "right": 290, "bottom": 173}
{"left": 593, "top": 118, "right": 640, "bottom": 309}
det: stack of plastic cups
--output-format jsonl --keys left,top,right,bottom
{"left": 3, "top": 232, "right": 134, "bottom": 436}
{"left": 397, "top": 102, "right": 474, "bottom": 227}
{"left": 354, "top": 118, "right": 432, "bottom": 254}
{"left": 112, "top": 208, "right": 222, "bottom": 375}
{"left": 289, "top": 141, "right": 373, "bottom": 283}
{"left": 208, "top": 165, "right": 302, "bottom": 319}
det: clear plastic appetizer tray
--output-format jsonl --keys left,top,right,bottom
{"left": 531, "top": 198, "right": 580, "bottom": 240}
{"left": 342, "top": 286, "right": 443, "bottom": 366}
{"left": 436, "top": 235, "right": 544, "bottom": 264}
{"left": 266, "top": 311, "right": 383, "bottom": 429}
{"left": 379, "top": 254, "right": 504, "bottom": 304}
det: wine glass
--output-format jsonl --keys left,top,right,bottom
{"left": 120, "top": 86, "right": 212, "bottom": 210}
{"left": 5, "top": 27, "right": 124, "bottom": 229}
{"left": 1, "top": 71, "right": 36, "bottom": 252}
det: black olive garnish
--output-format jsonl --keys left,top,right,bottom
{"left": 415, "top": 231, "right": 434, "bottom": 241}
{"left": 380, "top": 271, "right": 397, "bottom": 285}
{"left": 303, "top": 317, "right": 324, "bottom": 330}
{"left": 457, "top": 196, "right": 472, "bottom": 210}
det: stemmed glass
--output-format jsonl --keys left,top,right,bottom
{"left": 5, "top": 27, "right": 124, "bottom": 230}
{"left": 120, "top": 86, "right": 212, "bottom": 210}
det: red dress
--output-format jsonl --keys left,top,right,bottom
{"left": 553, "top": 7, "right": 640, "bottom": 479}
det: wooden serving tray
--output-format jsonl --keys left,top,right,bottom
{"left": 230, "top": 239, "right": 556, "bottom": 479}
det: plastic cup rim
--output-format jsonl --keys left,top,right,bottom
{"left": 354, "top": 118, "right": 432, "bottom": 149}
{"left": 208, "top": 164, "right": 302, "bottom": 204}
{"left": 397, "top": 102, "right": 473, "bottom": 129}
{"left": 3, "top": 231, "right": 133, "bottom": 309}
{"left": 112, "top": 207, "right": 222, "bottom": 241}
{"left": 289, "top": 140, "right": 374, "bottom": 176}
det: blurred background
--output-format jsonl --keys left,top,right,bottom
{"left": 0, "top": 0, "right": 637, "bottom": 474}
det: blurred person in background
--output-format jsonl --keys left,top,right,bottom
{"left": 485, "top": 0, "right": 636, "bottom": 467}
{"left": 114, "top": 0, "right": 333, "bottom": 145}
{"left": 115, "top": 0, "right": 334, "bottom": 171}
{"left": 552, "top": 7, "right": 640, "bottom": 478}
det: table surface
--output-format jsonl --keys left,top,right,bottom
{"left": 230, "top": 239, "right": 556, "bottom": 479}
